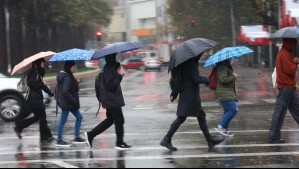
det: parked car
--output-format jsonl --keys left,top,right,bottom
{"left": 144, "top": 59, "right": 162, "bottom": 72}
{"left": 0, "top": 73, "right": 51, "bottom": 122}
{"left": 121, "top": 58, "right": 144, "bottom": 70}
{"left": 85, "top": 60, "right": 99, "bottom": 68}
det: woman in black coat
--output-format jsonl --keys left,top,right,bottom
{"left": 160, "top": 55, "right": 225, "bottom": 151}
{"left": 14, "top": 58, "right": 54, "bottom": 143}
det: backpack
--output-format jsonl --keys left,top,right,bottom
{"left": 208, "top": 66, "right": 218, "bottom": 90}
{"left": 95, "top": 73, "right": 102, "bottom": 102}
{"left": 169, "top": 66, "right": 183, "bottom": 94}
{"left": 17, "top": 70, "right": 39, "bottom": 94}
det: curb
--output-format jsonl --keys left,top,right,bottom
{"left": 44, "top": 68, "right": 100, "bottom": 85}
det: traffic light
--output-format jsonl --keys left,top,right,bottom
{"left": 96, "top": 32, "right": 102, "bottom": 41}
{"left": 191, "top": 20, "right": 196, "bottom": 27}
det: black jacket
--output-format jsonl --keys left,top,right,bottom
{"left": 26, "top": 69, "right": 53, "bottom": 111}
{"left": 175, "top": 59, "right": 209, "bottom": 117}
{"left": 57, "top": 71, "right": 80, "bottom": 110}
{"left": 100, "top": 64, "right": 125, "bottom": 109}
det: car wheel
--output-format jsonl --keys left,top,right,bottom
{"left": 0, "top": 95, "right": 24, "bottom": 122}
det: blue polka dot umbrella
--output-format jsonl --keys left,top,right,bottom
{"left": 204, "top": 46, "right": 254, "bottom": 68}
{"left": 92, "top": 42, "right": 143, "bottom": 60}
{"left": 49, "top": 48, "right": 95, "bottom": 62}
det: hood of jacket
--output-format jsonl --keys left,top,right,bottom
{"left": 57, "top": 71, "right": 72, "bottom": 84}
{"left": 282, "top": 38, "right": 297, "bottom": 53}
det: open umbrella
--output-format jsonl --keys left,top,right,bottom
{"left": 92, "top": 42, "right": 143, "bottom": 60}
{"left": 168, "top": 38, "right": 217, "bottom": 72}
{"left": 204, "top": 46, "right": 254, "bottom": 68}
{"left": 270, "top": 26, "right": 299, "bottom": 40}
{"left": 11, "top": 51, "right": 56, "bottom": 76}
{"left": 49, "top": 48, "right": 94, "bottom": 62}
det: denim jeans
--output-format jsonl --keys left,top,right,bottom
{"left": 57, "top": 109, "right": 83, "bottom": 142}
{"left": 220, "top": 101, "right": 238, "bottom": 130}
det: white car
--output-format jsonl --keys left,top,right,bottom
{"left": 0, "top": 73, "right": 51, "bottom": 122}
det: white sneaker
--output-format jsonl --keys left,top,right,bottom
{"left": 215, "top": 125, "right": 233, "bottom": 137}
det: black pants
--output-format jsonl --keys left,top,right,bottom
{"left": 166, "top": 109, "right": 212, "bottom": 142}
{"left": 15, "top": 109, "right": 53, "bottom": 141}
{"left": 89, "top": 107, "right": 125, "bottom": 144}
{"left": 270, "top": 88, "right": 299, "bottom": 140}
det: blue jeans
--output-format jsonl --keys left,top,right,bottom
{"left": 220, "top": 101, "right": 238, "bottom": 130}
{"left": 57, "top": 109, "right": 83, "bottom": 142}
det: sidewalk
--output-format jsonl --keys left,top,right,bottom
{"left": 44, "top": 68, "right": 100, "bottom": 85}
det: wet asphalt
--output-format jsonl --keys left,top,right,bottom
{"left": 0, "top": 66, "right": 298, "bottom": 168}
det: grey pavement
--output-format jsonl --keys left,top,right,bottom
{"left": 0, "top": 66, "right": 299, "bottom": 168}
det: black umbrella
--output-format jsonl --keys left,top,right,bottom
{"left": 168, "top": 38, "right": 217, "bottom": 72}
{"left": 270, "top": 26, "right": 299, "bottom": 40}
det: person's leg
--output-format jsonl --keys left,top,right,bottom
{"left": 39, "top": 109, "right": 53, "bottom": 141}
{"left": 57, "top": 110, "right": 70, "bottom": 142}
{"left": 166, "top": 116, "right": 187, "bottom": 139}
{"left": 88, "top": 109, "right": 114, "bottom": 138}
{"left": 288, "top": 89, "right": 299, "bottom": 124}
{"left": 219, "top": 101, "right": 238, "bottom": 130}
{"left": 269, "top": 88, "right": 292, "bottom": 142}
{"left": 109, "top": 108, "right": 125, "bottom": 145}
{"left": 15, "top": 110, "right": 39, "bottom": 132}
{"left": 70, "top": 110, "right": 83, "bottom": 139}
{"left": 160, "top": 116, "right": 186, "bottom": 151}
{"left": 198, "top": 109, "right": 225, "bottom": 149}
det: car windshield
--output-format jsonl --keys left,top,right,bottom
{"left": 0, "top": 73, "right": 7, "bottom": 78}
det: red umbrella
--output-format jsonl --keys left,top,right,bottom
{"left": 11, "top": 51, "right": 56, "bottom": 76}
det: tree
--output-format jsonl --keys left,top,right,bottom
{"left": 0, "top": 0, "right": 8, "bottom": 74}
{"left": 7, "top": 0, "right": 23, "bottom": 69}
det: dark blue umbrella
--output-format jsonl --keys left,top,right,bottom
{"left": 92, "top": 42, "right": 143, "bottom": 60}
{"left": 49, "top": 48, "right": 94, "bottom": 62}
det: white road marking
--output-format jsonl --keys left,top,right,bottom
{"left": 51, "top": 161, "right": 78, "bottom": 168}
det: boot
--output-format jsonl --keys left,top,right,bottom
{"left": 208, "top": 136, "right": 225, "bottom": 149}
{"left": 160, "top": 136, "right": 177, "bottom": 151}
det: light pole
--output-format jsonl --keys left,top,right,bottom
{"left": 230, "top": 0, "right": 237, "bottom": 46}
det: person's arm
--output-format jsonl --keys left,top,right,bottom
{"left": 104, "top": 68, "right": 123, "bottom": 91}
{"left": 281, "top": 56, "right": 298, "bottom": 77}
{"left": 62, "top": 76, "right": 78, "bottom": 105}
{"left": 217, "top": 65, "right": 236, "bottom": 85}
{"left": 190, "top": 62, "right": 210, "bottom": 84}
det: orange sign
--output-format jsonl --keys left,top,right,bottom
{"left": 132, "top": 29, "right": 154, "bottom": 36}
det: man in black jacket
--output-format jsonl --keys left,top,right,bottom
{"left": 85, "top": 53, "right": 131, "bottom": 150}
{"left": 14, "top": 58, "right": 54, "bottom": 143}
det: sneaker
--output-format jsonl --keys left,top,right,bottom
{"left": 215, "top": 125, "right": 232, "bottom": 137}
{"left": 14, "top": 127, "right": 22, "bottom": 140}
{"left": 84, "top": 132, "right": 93, "bottom": 148}
{"left": 208, "top": 136, "right": 225, "bottom": 149}
{"left": 73, "top": 137, "right": 86, "bottom": 144}
{"left": 115, "top": 142, "right": 132, "bottom": 150}
{"left": 56, "top": 140, "right": 71, "bottom": 147}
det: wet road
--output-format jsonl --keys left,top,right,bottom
{"left": 0, "top": 66, "right": 299, "bottom": 168}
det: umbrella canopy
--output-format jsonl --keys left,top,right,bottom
{"left": 11, "top": 51, "right": 56, "bottom": 76}
{"left": 168, "top": 38, "right": 217, "bottom": 71}
{"left": 92, "top": 42, "right": 143, "bottom": 59}
{"left": 270, "top": 26, "right": 299, "bottom": 40}
{"left": 49, "top": 48, "right": 94, "bottom": 62}
{"left": 204, "top": 46, "right": 253, "bottom": 68}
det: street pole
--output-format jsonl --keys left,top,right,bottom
{"left": 230, "top": 0, "right": 236, "bottom": 46}
{"left": 269, "top": 25, "right": 273, "bottom": 68}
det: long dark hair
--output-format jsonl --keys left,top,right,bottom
{"left": 64, "top": 61, "right": 76, "bottom": 74}
{"left": 32, "top": 58, "right": 46, "bottom": 77}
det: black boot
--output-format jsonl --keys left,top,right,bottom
{"left": 160, "top": 136, "right": 177, "bottom": 151}
{"left": 208, "top": 136, "right": 225, "bottom": 149}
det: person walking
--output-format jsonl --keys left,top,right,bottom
{"left": 85, "top": 54, "right": 131, "bottom": 150}
{"left": 160, "top": 55, "right": 225, "bottom": 151}
{"left": 56, "top": 61, "right": 85, "bottom": 147}
{"left": 214, "top": 59, "right": 238, "bottom": 137}
{"left": 14, "top": 58, "right": 54, "bottom": 143}
{"left": 269, "top": 38, "right": 299, "bottom": 143}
